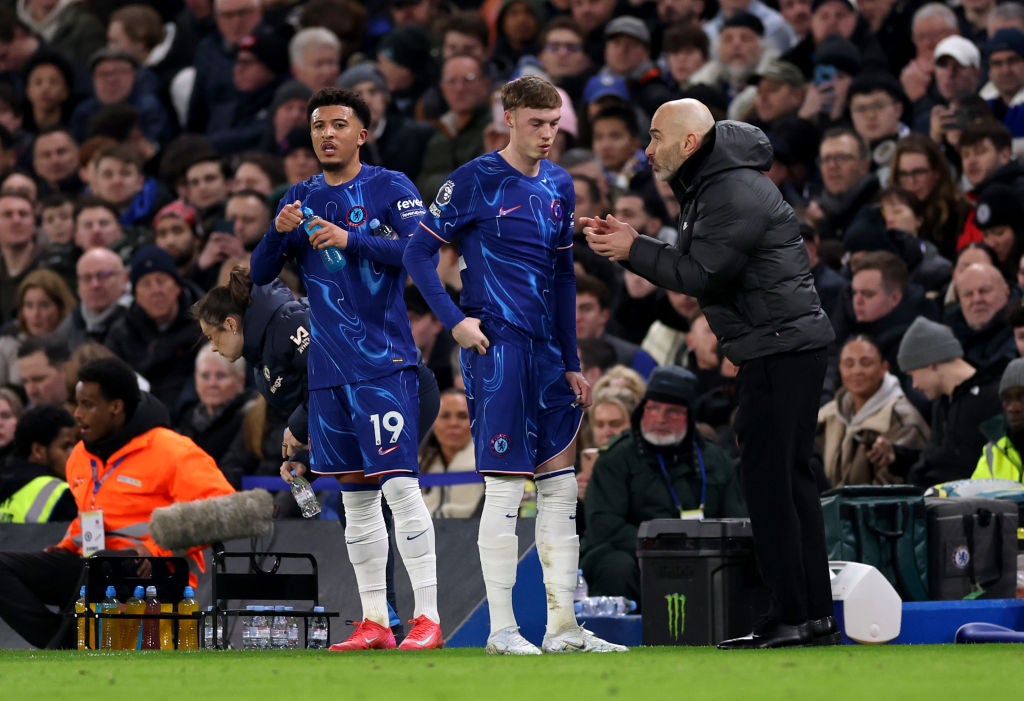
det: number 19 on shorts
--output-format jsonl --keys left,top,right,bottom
{"left": 370, "top": 411, "right": 404, "bottom": 446}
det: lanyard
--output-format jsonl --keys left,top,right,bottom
{"left": 90, "top": 456, "right": 127, "bottom": 500}
{"left": 656, "top": 442, "right": 706, "bottom": 517}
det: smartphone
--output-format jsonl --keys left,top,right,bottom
{"left": 814, "top": 63, "right": 837, "bottom": 87}
{"left": 212, "top": 219, "right": 235, "bottom": 236}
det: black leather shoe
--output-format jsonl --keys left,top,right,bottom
{"left": 808, "top": 616, "right": 842, "bottom": 646}
{"left": 716, "top": 622, "right": 812, "bottom": 649}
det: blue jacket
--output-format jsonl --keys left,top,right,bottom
{"left": 242, "top": 280, "right": 310, "bottom": 443}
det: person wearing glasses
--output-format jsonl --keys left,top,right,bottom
{"left": 806, "top": 125, "right": 878, "bottom": 240}
{"left": 846, "top": 73, "right": 909, "bottom": 181}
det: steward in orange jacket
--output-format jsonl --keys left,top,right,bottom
{"left": 0, "top": 357, "right": 233, "bottom": 648}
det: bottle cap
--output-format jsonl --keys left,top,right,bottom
{"left": 301, "top": 206, "right": 314, "bottom": 217}
{"left": 146, "top": 585, "right": 158, "bottom": 597}
{"left": 184, "top": 586, "right": 195, "bottom": 597}
{"left": 313, "top": 605, "right": 325, "bottom": 613}
{"left": 134, "top": 585, "right": 144, "bottom": 598}
{"left": 105, "top": 585, "right": 116, "bottom": 597}
{"left": 369, "top": 218, "right": 380, "bottom": 228}
{"left": 80, "top": 585, "right": 87, "bottom": 597}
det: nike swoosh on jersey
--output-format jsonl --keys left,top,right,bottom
{"left": 505, "top": 513, "right": 517, "bottom": 518}
{"left": 378, "top": 445, "right": 400, "bottom": 456}
{"left": 406, "top": 528, "right": 428, "bottom": 540}
{"left": 497, "top": 205, "right": 521, "bottom": 217}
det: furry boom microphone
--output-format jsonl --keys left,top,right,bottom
{"left": 150, "top": 490, "right": 274, "bottom": 550}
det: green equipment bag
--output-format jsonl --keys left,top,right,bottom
{"left": 821, "top": 485, "right": 930, "bottom": 601}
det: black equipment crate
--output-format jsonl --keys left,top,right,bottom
{"left": 637, "top": 519, "right": 768, "bottom": 646}
{"left": 210, "top": 551, "right": 338, "bottom": 648}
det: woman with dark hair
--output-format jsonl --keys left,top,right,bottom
{"left": 816, "top": 334, "right": 930, "bottom": 486}
{"left": 888, "top": 133, "right": 969, "bottom": 260}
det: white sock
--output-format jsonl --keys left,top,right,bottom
{"left": 341, "top": 488, "right": 389, "bottom": 627}
{"left": 478, "top": 476, "right": 526, "bottom": 634}
{"left": 382, "top": 476, "right": 439, "bottom": 623}
{"left": 535, "top": 469, "right": 580, "bottom": 636}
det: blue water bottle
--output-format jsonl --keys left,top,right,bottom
{"left": 302, "top": 206, "right": 346, "bottom": 271}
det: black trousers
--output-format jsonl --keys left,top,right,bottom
{"left": 0, "top": 549, "right": 84, "bottom": 648}
{"left": 733, "top": 347, "right": 832, "bottom": 626}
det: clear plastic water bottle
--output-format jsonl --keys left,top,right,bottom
{"left": 285, "top": 606, "right": 300, "bottom": 649}
{"left": 204, "top": 606, "right": 226, "bottom": 649}
{"left": 290, "top": 470, "right": 321, "bottom": 518}
{"left": 100, "top": 585, "right": 121, "bottom": 650}
{"left": 575, "top": 596, "right": 637, "bottom": 616}
{"left": 368, "top": 218, "right": 398, "bottom": 240}
{"left": 308, "top": 606, "right": 329, "bottom": 649}
{"left": 270, "top": 605, "right": 288, "bottom": 649}
{"left": 253, "top": 606, "right": 271, "bottom": 649}
{"left": 574, "top": 569, "right": 588, "bottom": 603}
{"left": 302, "top": 206, "right": 346, "bottom": 271}
{"left": 241, "top": 605, "right": 254, "bottom": 650}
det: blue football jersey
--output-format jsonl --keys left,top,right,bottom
{"left": 408, "top": 152, "right": 576, "bottom": 348}
{"left": 251, "top": 165, "right": 428, "bottom": 388}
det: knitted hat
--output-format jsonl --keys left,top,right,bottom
{"left": 812, "top": 0, "right": 857, "bottom": 12}
{"left": 130, "top": 244, "right": 182, "bottom": 287}
{"left": 271, "top": 79, "right": 313, "bottom": 114}
{"left": 279, "top": 126, "right": 314, "bottom": 156}
{"left": 377, "top": 26, "right": 432, "bottom": 73}
{"left": 814, "top": 35, "right": 862, "bottom": 76}
{"left": 89, "top": 47, "right": 139, "bottom": 72}
{"left": 975, "top": 184, "right": 1024, "bottom": 231}
{"left": 339, "top": 63, "right": 388, "bottom": 92}
{"left": 583, "top": 72, "right": 629, "bottom": 103}
{"left": 722, "top": 11, "right": 765, "bottom": 37}
{"left": 644, "top": 366, "right": 698, "bottom": 407}
{"left": 897, "top": 317, "right": 963, "bottom": 372}
{"left": 1000, "top": 358, "right": 1024, "bottom": 395}
{"left": 987, "top": 28, "right": 1024, "bottom": 60}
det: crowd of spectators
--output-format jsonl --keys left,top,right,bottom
{"left": 2, "top": 0, "right": 1024, "bottom": 540}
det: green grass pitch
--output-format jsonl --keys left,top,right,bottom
{"left": 3, "top": 645, "right": 1024, "bottom": 700}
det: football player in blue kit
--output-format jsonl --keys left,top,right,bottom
{"left": 404, "top": 75, "right": 628, "bottom": 654}
{"left": 250, "top": 87, "right": 442, "bottom": 651}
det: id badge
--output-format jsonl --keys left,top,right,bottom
{"left": 680, "top": 508, "right": 703, "bottom": 520}
{"left": 81, "top": 510, "right": 105, "bottom": 556}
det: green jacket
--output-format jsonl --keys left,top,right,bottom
{"left": 971, "top": 415, "right": 1024, "bottom": 482}
{"left": 582, "top": 429, "right": 746, "bottom": 556}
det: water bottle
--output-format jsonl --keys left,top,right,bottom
{"left": 290, "top": 470, "right": 322, "bottom": 518}
{"left": 99, "top": 586, "right": 121, "bottom": 650}
{"left": 575, "top": 596, "right": 637, "bottom": 616}
{"left": 285, "top": 606, "right": 300, "bottom": 649}
{"left": 241, "top": 605, "right": 254, "bottom": 650}
{"left": 253, "top": 606, "right": 271, "bottom": 649}
{"left": 368, "top": 218, "right": 398, "bottom": 240}
{"left": 141, "top": 586, "right": 161, "bottom": 650}
{"left": 270, "top": 605, "right": 288, "bottom": 649}
{"left": 122, "top": 586, "right": 145, "bottom": 650}
{"left": 302, "top": 206, "right": 346, "bottom": 271}
{"left": 178, "top": 586, "right": 199, "bottom": 650}
{"left": 75, "top": 586, "right": 91, "bottom": 650}
{"left": 203, "top": 606, "right": 226, "bottom": 649}
{"left": 308, "top": 606, "right": 329, "bottom": 649}
{"left": 574, "top": 570, "right": 588, "bottom": 603}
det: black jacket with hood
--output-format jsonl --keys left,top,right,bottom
{"left": 628, "top": 121, "right": 835, "bottom": 364}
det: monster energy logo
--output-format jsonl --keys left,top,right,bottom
{"left": 666, "top": 593, "right": 686, "bottom": 640}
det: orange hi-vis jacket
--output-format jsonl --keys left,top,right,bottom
{"left": 57, "top": 426, "right": 234, "bottom": 584}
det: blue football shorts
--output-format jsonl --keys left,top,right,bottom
{"left": 308, "top": 367, "right": 420, "bottom": 477}
{"left": 461, "top": 318, "right": 583, "bottom": 475}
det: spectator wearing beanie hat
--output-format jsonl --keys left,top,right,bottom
{"left": 870, "top": 315, "right": 1004, "bottom": 486}
{"left": 980, "top": 29, "right": 1024, "bottom": 151}
{"left": 781, "top": 0, "right": 888, "bottom": 86}
{"left": 972, "top": 357, "right": 1024, "bottom": 480}
{"left": 106, "top": 245, "right": 204, "bottom": 421}
{"left": 207, "top": 23, "right": 291, "bottom": 155}
{"left": 581, "top": 365, "right": 746, "bottom": 604}
{"left": 689, "top": 10, "right": 778, "bottom": 120}
{"left": 376, "top": 25, "right": 436, "bottom": 117}
{"left": 974, "top": 184, "right": 1024, "bottom": 282}
{"left": 261, "top": 79, "right": 314, "bottom": 151}
{"left": 338, "top": 62, "right": 436, "bottom": 180}
{"left": 702, "top": 0, "right": 798, "bottom": 55}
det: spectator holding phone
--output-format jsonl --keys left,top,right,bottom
{"left": 797, "top": 35, "right": 861, "bottom": 126}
